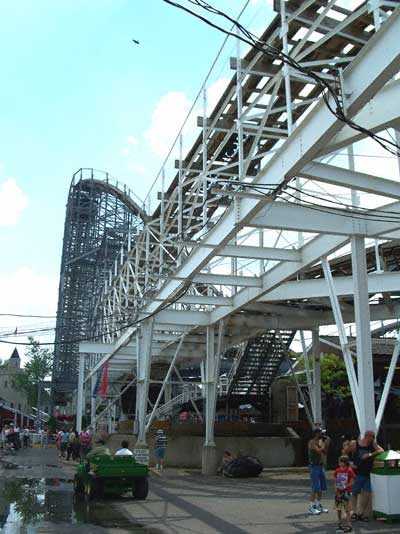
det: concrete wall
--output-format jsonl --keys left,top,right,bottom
{"left": 107, "top": 431, "right": 304, "bottom": 469}
{"left": 148, "top": 435, "right": 302, "bottom": 468}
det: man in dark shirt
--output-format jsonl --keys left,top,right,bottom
{"left": 344, "top": 430, "right": 383, "bottom": 521}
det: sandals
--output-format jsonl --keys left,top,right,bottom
{"left": 337, "top": 526, "right": 352, "bottom": 533}
{"left": 351, "top": 513, "right": 369, "bottom": 522}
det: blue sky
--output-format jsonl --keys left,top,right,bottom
{"left": 0, "top": 0, "right": 275, "bottom": 358}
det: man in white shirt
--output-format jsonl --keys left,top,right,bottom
{"left": 115, "top": 440, "right": 133, "bottom": 456}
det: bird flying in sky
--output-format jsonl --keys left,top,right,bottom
{"left": 132, "top": 39, "right": 140, "bottom": 45}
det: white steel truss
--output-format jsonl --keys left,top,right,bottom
{"left": 75, "top": 1, "right": 400, "bottom": 444}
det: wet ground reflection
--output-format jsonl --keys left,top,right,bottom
{"left": 0, "top": 478, "right": 158, "bottom": 533}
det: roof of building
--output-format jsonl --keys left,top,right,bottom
{"left": 10, "top": 348, "right": 20, "bottom": 360}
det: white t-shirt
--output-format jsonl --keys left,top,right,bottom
{"left": 115, "top": 448, "right": 133, "bottom": 456}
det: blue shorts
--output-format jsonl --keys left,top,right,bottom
{"left": 155, "top": 447, "right": 166, "bottom": 459}
{"left": 310, "top": 464, "right": 327, "bottom": 492}
{"left": 352, "top": 474, "right": 371, "bottom": 494}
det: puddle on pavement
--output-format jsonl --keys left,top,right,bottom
{"left": 0, "top": 478, "right": 158, "bottom": 533}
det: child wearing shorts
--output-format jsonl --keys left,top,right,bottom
{"left": 334, "top": 455, "right": 355, "bottom": 532}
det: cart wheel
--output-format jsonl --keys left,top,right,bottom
{"left": 73, "top": 475, "right": 84, "bottom": 494}
{"left": 133, "top": 477, "right": 149, "bottom": 500}
{"left": 84, "top": 478, "right": 97, "bottom": 502}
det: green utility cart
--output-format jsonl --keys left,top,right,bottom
{"left": 371, "top": 450, "right": 400, "bottom": 523}
{"left": 73, "top": 454, "right": 149, "bottom": 501}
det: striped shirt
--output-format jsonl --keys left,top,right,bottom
{"left": 155, "top": 434, "right": 167, "bottom": 449}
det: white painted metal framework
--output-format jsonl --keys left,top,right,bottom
{"left": 72, "top": 1, "right": 400, "bottom": 457}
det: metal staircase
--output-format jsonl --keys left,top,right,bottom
{"left": 226, "top": 330, "right": 295, "bottom": 399}
{"left": 145, "top": 331, "right": 295, "bottom": 423}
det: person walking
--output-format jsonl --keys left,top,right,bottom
{"left": 115, "top": 440, "right": 133, "bottom": 456}
{"left": 334, "top": 455, "right": 355, "bottom": 532}
{"left": 79, "top": 427, "right": 92, "bottom": 459}
{"left": 66, "top": 429, "right": 76, "bottom": 461}
{"left": 307, "top": 428, "right": 330, "bottom": 515}
{"left": 59, "top": 428, "right": 69, "bottom": 458}
{"left": 22, "top": 426, "right": 30, "bottom": 448}
{"left": 344, "top": 430, "right": 383, "bottom": 522}
{"left": 154, "top": 429, "right": 167, "bottom": 469}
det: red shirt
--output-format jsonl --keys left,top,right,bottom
{"left": 334, "top": 467, "right": 355, "bottom": 492}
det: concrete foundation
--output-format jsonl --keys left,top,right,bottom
{"left": 107, "top": 433, "right": 303, "bottom": 469}
{"left": 201, "top": 444, "right": 218, "bottom": 475}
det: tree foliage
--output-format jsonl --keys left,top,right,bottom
{"left": 320, "top": 352, "right": 351, "bottom": 398}
{"left": 13, "top": 337, "right": 53, "bottom": 407}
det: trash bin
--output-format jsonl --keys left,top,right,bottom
{"left": 371, "top": 450, "right": 400, "bottom": 523}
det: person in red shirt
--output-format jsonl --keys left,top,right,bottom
{"left": 334, "top": 455, "right": 355, "bottom": 532}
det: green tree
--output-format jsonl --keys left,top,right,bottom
{"left": 13, "top": 337, "right": 53, "bottom": 407}
{"left": 320, "top": 353, "right": 351, "bottom": 398}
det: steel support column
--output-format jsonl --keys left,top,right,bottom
{"left": 90, "top": 374, "right": 96, "bottom": 430}
{"left": 76, "top": 352, "right": 85, "bottom": 432}
{"left": 135, "top": 319, "right": 154, "bottom": 445}
{"left": 351, "top": 235, "right": 376, "bottom": 434}
{"left": 312, "top": 329, "right": 322, "bottom": 427}
{"left": 202, "top": 322, "right": 224, "bottom": 475}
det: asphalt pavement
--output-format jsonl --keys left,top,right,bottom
{"left": 0, "top": 446, "right": 399, "bottom": 534}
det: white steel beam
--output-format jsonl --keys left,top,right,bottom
{"left": 76, "top": 353, "right": 85, "bottom": 433}
{"left": 249, "top": 201, "right": 400, "bottom": 237}
{"left": 218, "top": 245, "right": 301, "bottom": 261}
{"left": 351, "top": 236, "right": 376, "bottom": 434}
{"left": 258, "top": 271, "right": 400, "bottom": 302}
{"left": 324, "top": 79, "right": 400, "bottom": 154}
{"left": 118, "top": 11, "right": 400, "bottom": 352}
{"left": 181, "top": 241, "right": 301, "bottom": 261}
{"left": 249, "top": 201, "right": 368, "bottom": 235}
{"left": 301, "top": 161, "right": 400, "bottom": 200}
{"left": 191, "top": 273, "right": 261, "bottom": 287}
{"left": 312, "top": 329, "right": 322, "bottom": 427}
{"left": 135, "top": 319, "right": 154, "bottom": 445}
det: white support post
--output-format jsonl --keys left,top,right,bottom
{"left": 178, "top": 133, "right": 183, "bottom": 265}
{"left": 76, "top": 353, "right": 85, "bottom": 433}
{"left": 280, "top": 0, "right": 293, "bottom": 134}
{"left": 312, "top": 329, "right": 322, "bottom": 427}
{"left": 300, "top": 331, "right": 315, "bottom": 420}
{"left": 202, "top": 87, "right": 208, "bottom": 229}
{"left": 160, "top": 169, "right": 165, "bottom": 276}
{"left": 204, "top": 325, "right": 216, "bottom": 447}
{"left": 376, "top": 332, "right": 400, "bottom": 431}
{"left": 202, "top": 321, "right": 224, "bottom": 475}
{"left": 91, "top": 373, "right": 96, "bottom": 431}
{"left": 145, "top": 334, "right": 185, "bottom": 432}
{"left": 322, "top": 257, "right": 361, "bottom": 425}
{"left": 135, "top": 319, "right": 154, "bottom": 447}
{"left": 351, "top": 235, "right": 376, "bottom": 434}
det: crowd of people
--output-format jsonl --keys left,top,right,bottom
{"left": 55, "top": 426, "right": 94, "bottom": 460}
{"left": 307, "top": 427, "right": 383, "bottom": 532}
{"left": 0, "top": 423, "right": 50, "bottom": 452}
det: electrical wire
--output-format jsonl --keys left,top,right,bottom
{"left": 161, "top": 0, "right": 400, "bottom": 158}
{"left": 0, "top": 282, "right": 192, "bottom": 347}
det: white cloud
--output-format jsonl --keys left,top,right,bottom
{"left": 120, "top": 148, "right": 129, "bottom": 156}
{"left": 207, "top": 78, "right": 230, "bottom": 110}
{"left": 0, "top": 268, "right": 59, "bottom": 362}
{"left": 0, "top": 178, "right": 29, "bottom": 226}
{"left": 142, "top": 91, "right": 194, "bottom": 158}
{"left": 142, "top": 79, "right": 231, "bottom": 161}
{"left": 127, "top": 135, "right": 139, "bottom": 146}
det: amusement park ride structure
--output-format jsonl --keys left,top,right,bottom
{"left": 54, "top": 0, "right": 400, "bottom": 469}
